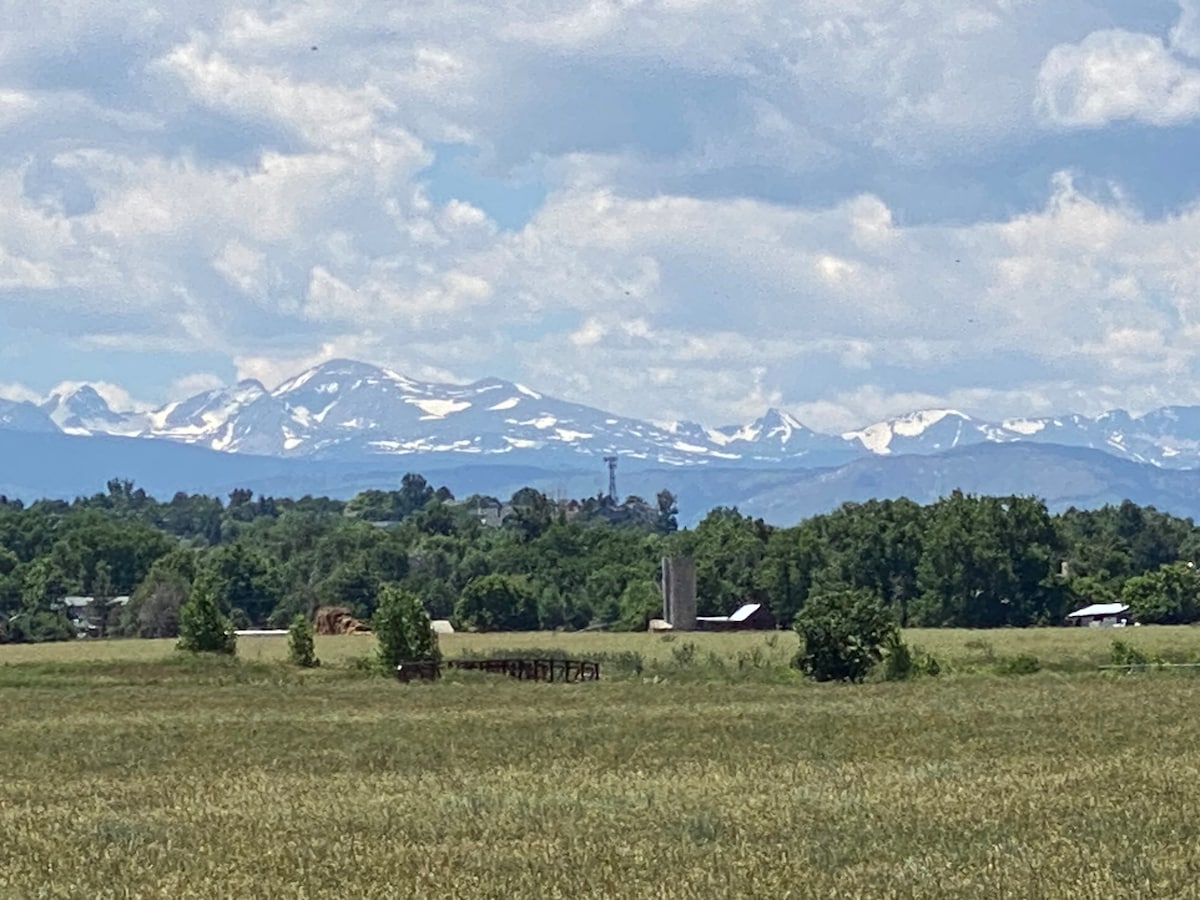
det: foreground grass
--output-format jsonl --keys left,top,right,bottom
{"left": 3, "top": 650, "right": 1200, "bottom": 897}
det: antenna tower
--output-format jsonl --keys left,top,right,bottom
{"left": 603, "top": 455, "right": 618, "bottom": 502}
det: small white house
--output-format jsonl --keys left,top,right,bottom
{"left": 1067, "top": 602, "right": 1131, "bottom": 627}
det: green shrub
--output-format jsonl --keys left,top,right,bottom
{"left": 879, "top": 635, "right": 941, "bottom": 681}
{"left": 996, "top": 653, "right": 1041, "bottom": 676}
{"left": 881, "top": 631, "right": 915, "bottom": 681}
{"left": 793, "top": 589, "right": 897, "bottom": 683}
{"left": 287, "top": 614, "right": 319, "bottom": 668}
{"left": 374, "top": 584, "right": 440, "bottom": 670}
{"left": 670, "top": 641, "right": 698, "bottom": 668}
{"left": 1110, "top": 639, "right": 1150, "bottom": 668}
{"left": 177, "top": 574, "right": 236, "bottom": 656}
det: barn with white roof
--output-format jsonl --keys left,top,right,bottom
{"left": 1066, "top": 602, "right": 1131, "bottom": 627}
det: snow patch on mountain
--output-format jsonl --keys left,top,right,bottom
{"left": 515, "top": 383, "right": 542, "bottom": 400}
{"left": 1003, "top": 418, "right": 1045, "bottom": 435}
{"left": 893, "top": 409, "right": 964, "bottom": 437}
{"left": 844, "top": 421, "right": 895, "bottom": 454}
{"left": 843, "top": 410, "right": 974, "bottom": 454}
{"left": 411, "top": 398, "right": 471, "bottom": 418}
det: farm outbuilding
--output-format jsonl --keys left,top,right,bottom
{"left": 1067, "top": 602, "right": 1131, "bottom": 627}
{"left": 54, "top": 595, "right": 129, "bottom": 638}
{"left": 695, "top": 602, "right": 775, "bottom": 631}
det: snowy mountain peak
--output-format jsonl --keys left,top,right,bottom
{"left": 271, "top": 358, "right": 388, "bottom": 397}
{"left": 22, "top": 359, "right": 1200, "bottom": 472}
{"left": 40, "top": 385, "right": 129, "bottom": 434}
{"left": 843, "top": 409, "right": 973, "bottom": 454}
{"left": 724, "top": 408, "right": 811, "bottom": 445}
{"left": 760, "top": 407, "right": 808, "bottom": 437}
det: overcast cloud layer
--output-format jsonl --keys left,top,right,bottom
{"left": 3, "top": 0, "right": 1200, "bottom": 431}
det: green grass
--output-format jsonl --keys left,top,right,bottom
{"left": 4, "top": 630, "right": 1200, "bottom": 897}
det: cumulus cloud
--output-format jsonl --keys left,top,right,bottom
{"left": 168, "top": 372, "right": 228, "bottom": 397}
{"left": 1036, "top": 30, "right": 1200, "bottom": 128}
{"left": 0, "top": 382, "right": 41, "bottom": 404}
{"left": 1172, "top": 0, "right": 1200, "bottom": 59}
{"left": 4, "top": 0, "right": 1200, "bottom": 433}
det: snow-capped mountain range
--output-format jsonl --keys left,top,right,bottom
{"left": 10, "top": 359, "right": 1200, "bottom": 470}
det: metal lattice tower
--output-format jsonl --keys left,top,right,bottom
{"left": 603, "top": 455, "right": 618, "bottom": 502}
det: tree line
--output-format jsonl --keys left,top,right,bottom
{"left": 1, "top": 474, "right": 1197, "bottom": 644}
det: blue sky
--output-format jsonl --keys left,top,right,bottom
{"left": 3, "top": 0, "right": 1200, "bottom": 430}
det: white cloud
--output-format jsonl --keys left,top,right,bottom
{"left": 6, "top": 0, "right": 1200, "bottom": 434}
{"left": 168, "top": 372, "right": 227, "bottom": 397}
{"left": 233, "top": 343, "right": 352, "bottom": 392}
{"left": 1172, "top": 0, "right": 1200, "bottom": 60}
{"left": 0, "top": 382, "right": 41, "bottom": 404}
{"left": 0, "top": 89, "right": 35, "bottom": 127}
{"left": 1036, "top": 29, "right": 1200, "bottom": 128}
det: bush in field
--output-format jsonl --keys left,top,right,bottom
{"left": 995, "top": 653, "right": 1041, "bottom": 676}
{"left": 793, "top": 589, "right": 897, "bottom": 683}
{"left": 374, "top": 584, "right": 440, "bottom": 669}
{"left": 1110, "top": 639, "right": 1155, "bottom": 668}
{"left": 177, "top": 574, "right": 236, "bottom": 655}
{"left": 881, "top": 631, "right": 915, "bottom": 681}
{"left": 288, "top": 614, "right": 319, "bottom": 668}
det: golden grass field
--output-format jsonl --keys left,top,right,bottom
{"left": 4, "top": 627, "right": 1200, "bottom": 898}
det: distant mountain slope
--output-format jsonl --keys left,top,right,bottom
{"left": 5, "top": 429, "right": 1200, "bottom": 527}
{"left": 0, "top": 400, "right": 58, "bottom": 434}
{"left": 725, "top": 443, "right": 1200, "bottom": 523}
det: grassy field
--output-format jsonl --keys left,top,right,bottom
{"left": 5, "top": 624, "right": 1200, "bottom": 672}
{"left": 4, "top": 629, "right": 1200, "bottom": 898}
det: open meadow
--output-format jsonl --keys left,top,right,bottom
{"left": 4, "top": 628, "right": 1200, "bottom": 898}
{"left": 6, "top": 624, "right": 1200, "bottom": 672}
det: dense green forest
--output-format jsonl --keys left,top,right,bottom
{"left": 1, "top": 474, "right": 1198, "bottom": 643}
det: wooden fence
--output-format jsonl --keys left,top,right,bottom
{"left": 394, "top": 657, "right": 600, "bottom": 683}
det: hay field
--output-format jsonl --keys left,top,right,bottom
{"left": 5, "top": 624, "right": 1200, "bottom": 670}
{"left": 4, "top": 631, "right": 1200, "bottom": 898}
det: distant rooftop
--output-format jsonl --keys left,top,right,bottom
{"left": 1067, "top": 603, "right": 1129, "bottom": 618}
{"left": 697, "top": 602, "right": 763, "bottom": 624}
{"left": 57, "top": 596, "right": 130, "bottom": 608}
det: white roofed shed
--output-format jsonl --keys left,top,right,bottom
{"left": 1067, "top": 603, "right": 1131, "bottom": 627}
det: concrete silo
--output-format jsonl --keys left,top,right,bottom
{"left": 661, "top": 556, "right": 697, "bottom": 631}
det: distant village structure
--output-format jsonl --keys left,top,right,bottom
{"left": 696, "top": 603, "right": 775, "bottom": 631}
{"left": 1067, "top": 603, "right": 1132, "bottom": 627}
{"left": 53, "top": 595, "right": 129, "bottom": 638}
{"left": 652, "top": 557, "right": 776, "bottom": 632}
